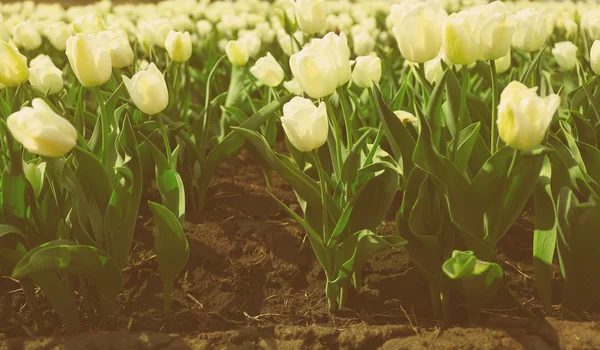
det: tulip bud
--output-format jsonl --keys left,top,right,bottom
{"left": 12, "top": 21, "right": 42, "bottom": 51}
{"left": 196, "top": 20, "right": 213, "bottom": 38}
{"left": 497, "top": 81, "right": 560, "bottom": 151}
{"left": 28, "top": 55, "right": 63, "bottom": 95}
{"left": 0, "top": 41, "right": 29, "bottom": 87}
{"left": 281, "top": 97, "right": 328, "bottom": 152}
{"left": 351, "top": 55, "right": 381, "bottom": 88}
{"left": 7, "top": 99, "right": 77, "bottom": 158}
{"left": 137, "top": 19, "right": 173, "bottom": 48}
{"left": 353, "top": 31, "right": 376, "bottom": 57}
{"left": 284, "top": 78, "right": 304, "bottom": 96}
{"left": 591, "top": 41, "right": 600, "bottom": 75}
{"left": 250, "top": 52, "right": 285, "bottom": 87}
{"left": 512, "top": 9, "right": 548, "bottom": 52}
{"left": 226, "top": 40, "right": 249, "bottom": 66}
{"left": 71, "top": 13, "right": 106, "bottom": 34}
{"left": 98, "top": 30, "right": 134, "bottom": 68}
{"left": 424, "top": 55, "right": 444, "bottom": 85}
{"left": 587, "top": 17, "right": 600, "bottom": 41}
{"left": 442, "top": 10, "right": 481, "bottom": 65}
{"left": 165, "top": 31, "right": 192, "bottom": 63}
{"left": 392, "top": 0, "right": 448, "bottom": 63}
{"left": 291, "top": 0, "right": 327, "bottom": 34}
{"left": 478, "top": 13, "right": 515, "bottom": 61}
{"left": 289, "top": 43, "right": 337, "bottom": 99}
{"left": 494, "top": 49, "right": 511, "bottom": 74}
{"left": 122, "top": 63, "right": 169, "bottom": 116}
{"left": 255, "top": 22, "right": 275, "bottom": 44}
{"left": 23, "top": 161, "right": 44, "bottom": 197}
{"left": 552, "top": 41, "right": 577, "bottom": 71}
{"left": 277, "top": 30, "right": 303, "bottom": 56}
{"left": 43, "top": 22, "right": 73, "bottom": 51}
{"left": 319, "top": 32, "right": 352, "bottom": 86}
{"left": 239, "top": 31, "right": 262, "bottom": 58}
{"left": 66, "top": 33, "right": 112, "bottom": 87}
{"left": 470, "top": 1, "right": 515, "bottom": 61}
{"left": 394, "top": 110, "right": 418, "bottom": 128}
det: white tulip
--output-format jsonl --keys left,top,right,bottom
{"left": 7, "top": 99, "right": 77, "bottom": 158}
{"left": 392, "top": 0, "right": 448, "bottom": 63}
{"left": 284, "top": 78, "right": 304, "bottom": 96}
{"left": 353, "top": 31, "right": 376, "bottom": 57}
{"left": 28, "top": 55, "right": 63, "bottom": 95}
{"left": 291, "top": 0, "right": 328, "bottom": 34}
{"left": 351, "top": 55, "right": 381, "bottom": 88}
{"left": 250, "top": 52, "right": 285, "bottom": 87}
{"left": 591, "top": 41, "right": 600, "bottom": 75}
{"left": 71, "top": 13, "right": 106, "bottom": 34}
{"left": 12, "top": 21, "right": 42, "bottom": 51}
{"left": 122, "top": 63, "right": 169, "bottom": 116}
{"left": 43, "top": 22, "right": 73, "bottom": 51}
{"left": 281, "top": 97, "right": 329, "bottom": 152}
{"left": 98, "top": 30, "right": 134, "bottom": 68}
{"left": 552, "top": 41, "right": 578, "bottom": 71}
{"left": 512, "top": 9, "right": 548, "bottom": 52}
{"left": 66, "top": 33, "right": 112, "bottom": 87}
{"left": 225, "top": 40, "right": 249, "bottom": 66}
{"left": 497, "top": 81, "right": 560, "bottom": 151}
{"left": 165, "top": 31, "right": 192, "bottom": 63}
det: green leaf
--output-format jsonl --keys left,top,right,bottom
{"left": 333, "top": 230, "right": 406, "bottom": 290}
{"left": 533, "top": 157, "right": 557, "bottom": 314}
{"left": 148, "top": 201, "right": 190, "bottom": 318}
{"left": 370, "top": 85, "right": 416, "bottom": 176}
{"left": 442, "top": 250, "right": 504, "bottom": 323}
{"left": 72, "top": 146, "right": 112, "bottom": 210}
{"left": 556, "top": 189, "right": 600, "bottom": 319}
{"left": 198, "top": 95, "right": 291, "bottom": 209}
{"left": 267, "top": 192, "right": 328, "bottom": 272}
{"left": 2, "top": 169, "right": 28, "bottom": 228}
{"left": 0, "top": 224, "right": 27, "bottom": 245}
{"left": 570, "top": 110, "right": 597, "bottom": 147}
{"left": 486, "top": 151, "right": 545, "bottom": 243}
{"left": 346, "top": 166, "right": 398, "bottom": 235}
{"left": 449, "top": 123, "right": 481, "bottom": 174}
{"left": 12, "top": 242, "right": 123, "bottom": 316}
{"left": 233, "top": 127, "right": 342, "bottom": 221}
{"left": 105, "top": 116, "right": 143, "bottom": 269}
{"left": 139, "top": 135, "right": 185, "bottom": 223}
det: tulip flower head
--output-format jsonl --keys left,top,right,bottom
{"left": 28, "top": 54, "right": 63, "bottom": 95}
{"left": 7, "top": 99, "right": 77, "bottom": 158}
{"left": 122, "top": 63, "right": 169, "bottom": 116}
{"left": 292, "top": 0, "right": 328, "bottom": 34}
{"left": 250, "top": 52, "right": 285, "bottom": 87}
{"left": 281, "top": 97, "right": 329, "bottom": 152}
{"left": 552, "top": 41, "right": 578, "bottom": 71}
{"left": 0, "top": 40, "right": 29, "bottom": 87}
{"left": 497, "top": 81, "right": 560, "bottom": 151}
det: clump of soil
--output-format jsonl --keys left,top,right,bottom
{"left": 2, "top": 148, "right": 600, "bottom": 348}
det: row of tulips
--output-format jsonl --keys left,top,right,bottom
{"left": 1, "top": 0, "right": 600, "bottom": 333}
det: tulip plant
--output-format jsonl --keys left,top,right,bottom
{"left": 3, "top": 0, "right": 600, "bottom": 334}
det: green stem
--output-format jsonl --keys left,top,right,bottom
{"left": 311, "top": 150, "right": 329, "bottom": 243}
{"left": 324, "top": 99, "right": 343, "bottom": 179}
{"left": 506, "top": 149, "right": 519, "bottom": 180}
{"left": 489, "top": 60, "right": 498, "bottom": 154}
{"left": 452, "top": 69, "right": 469, "bottom": 160}
{"left": 338, "top": 87, "right": 353, "bottom": 150}
{"left": 156, "top": 113, "right": 172, "bottom": 165}
{"left": 200, "top": 55, "right": 227, "bottom": 154}
{"left": 94, "top": 87, "right": 109, "bottom": 165}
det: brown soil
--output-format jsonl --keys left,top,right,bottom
{"left": 2, "top": 148, "right": 600, "bottom": 349}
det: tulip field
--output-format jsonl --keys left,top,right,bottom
{"left": 3, "top": 0, "right": 600, "bottom": 347}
